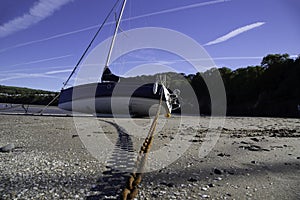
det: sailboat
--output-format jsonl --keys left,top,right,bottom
{"left": 58, "top": 0, "right": 180, "bottom": 117}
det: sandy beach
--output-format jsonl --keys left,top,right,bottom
{"left": 0, "top": 112, "right": 299, "bottom": 200}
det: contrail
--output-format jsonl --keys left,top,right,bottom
{"left": 1, "top": 54, "right": 72, "bottom": 68}
{"left": 122, "top": 0, "right": 229, "bottom": 22}
{"left": 45, "top": 69, "right": 73, "bottom": 75}
{"left": 0, "top": 67, "right": 73, "bottom": 82}
{"left": 67, "top": 55, "right": 265, "bottom": 66}
{"left": 204, "top": 22, "right": 265, "bottom": 46}
{"left": 0, "top": 26, "right": 97, "bottom": 53}
{"left": 0, "top": 73, "right": 59, "bottom": 82}
{"left": 212, "top": 56, "right": 263, "bottom": 60}
{"left": 0, "top": 65, "right": 73, "bottom": 74}
{"left": 0, "top": 55, "right": 271, "bottom": 82}
{"left": 0, "top": 0, "right": 229, "bottom": 53}
{"left": 0, "top": 0, "right": 73, "bottom": 38}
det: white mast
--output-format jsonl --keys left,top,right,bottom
{"left": 103, "top": 0, "right": 127, "bottom": 73}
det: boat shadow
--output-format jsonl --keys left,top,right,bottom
{"left": 86, "top": 120, "right": 136, "bottom": 200}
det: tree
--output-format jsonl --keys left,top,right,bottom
{"left": 261, "top": 53, "right": 290, "bottom": 68}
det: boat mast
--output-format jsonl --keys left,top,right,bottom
{"left": 62, "top": 0, "right": 122, "bottom": 89}
{"left": 103, "top": 0, "right": 127, "bottom": 79}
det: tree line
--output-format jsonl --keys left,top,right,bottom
{"left": 1, "top": 53, "right": 299, "bottom": 117}
{"left": 0, "top": 85, "right": 59, "bottom": 105}
{"left": 180, "top": 53, "right": 300, "bottom": 117}
{"left": 120, "top": 53, "right": 299, "bottom": 117}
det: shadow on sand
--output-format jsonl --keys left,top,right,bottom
{"left": 86, "top": 120, "right": 136, "bottom": 200}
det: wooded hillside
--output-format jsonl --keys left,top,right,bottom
{"left": 1, "top": 53, "right": 299, "bottom": 117}
{"left": 182, "top": 53, "right": 300, "bottom": 117}
{"left": 0, "top": 85, "right": 58, "bottom": 105}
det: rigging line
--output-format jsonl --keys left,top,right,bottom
{"left": 62, "top": 0, "right": 122, "bottom": 89}
{"left": 38, "top": 92, "right": 60, "bottom": 114}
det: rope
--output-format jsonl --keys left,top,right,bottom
{"left": 63, "top": 0, "right": 122, "bottom": 88}
{"left": 0, "top": 94, "right": 59, "bottom": 115}
{"left": 38, "top": 92, "right": 61, "bottom": 114}
{"left": 121, "top": 86, "right": 164, "bottom": 200}
{"left": 39, "top": 0, "right": 122, "bottom": 114}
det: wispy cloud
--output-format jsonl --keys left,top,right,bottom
{"left": 123, "top": 0, "right": 229, "bottom": 21}
{"left": 0, "top": 0, "right": 228, "bottom": 53}
{"left": 0, "top": 26, "right": 95, "bottom": 53}
{"left": 0, "top": 73, "right": 58, "bottom": 82}
{"left": 0, "top": 69, "right": 70, "bottom": 82}
{"left": 212, "top": 56, "right": 263, "bottom": 60}
{"left": 0, "top": 65, "right": 73, "bottom": 74}
{"left": 45, "top": 69, "right": 72, "bottom": 74}
{"left": 117, "top": 56, "right": 264, "bottom": 65}
{"left": 204, "top": 22, "right": 265, "bottom": 46}
{"left": 0, "top": 54, "right": 72, "bottom": 83}
{"left": 1, "top": 54, "right": 72, "bottom": 68}
{"left": 0, "top": 0, "right": 73, "bottom": 38}
{"left": 0, "top": 55, "right": 272, "bottom": 82}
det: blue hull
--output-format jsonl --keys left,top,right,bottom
{"left": 58, "top": 82, "right": 171, "bottom": 116}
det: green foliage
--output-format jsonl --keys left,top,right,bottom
{"left": 213, "top": 54, "right": 299, "bottom": 117}
{"left": 261, "top": 53, "right": 290, "bottom": 68}
{"left": 0, "top": 85, "right": 58, "bottom": 105}
{"left": 1, "top": 53, "right": 299, "bottom": 117}
{"left": 129, "top": 53, "right": 299, "bottom": 117}
{"left": 109, "top": 53, "right": 300, "bottom": 117}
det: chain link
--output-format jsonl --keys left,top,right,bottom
{"left": 121, "top": 87, "right": 164, "bottom": 200}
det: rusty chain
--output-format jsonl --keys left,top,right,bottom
{"left": 121, "top": 87, "right": 164, "bottom": 200}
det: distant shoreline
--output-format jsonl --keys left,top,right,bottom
{"left": 0, "top": 103, "right": 299, "bottom": 119}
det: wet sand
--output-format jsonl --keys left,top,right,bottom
{"left": 0, "top": 112, "right": 299, "bottom": 199}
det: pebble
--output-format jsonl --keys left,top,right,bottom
{"left": 0, "top": 150, "right": 101, "bottom": 199}
{"left": 201, "top": 194, "right": 210, "bottom": 198}
{"left": 1, "top": 115, "right": 298, "bottom": 200}
{"left": 246, "top": 193, "right": 252, "bottom": 197}
{"left": 0, "top": 143, "right": 15, "bottom": 153}
{"left": 250, "top": 137, "right": 260, "bottom": 142}
{"left": 217, "top": 153, "right": 230, "bottom": 157}
{"left": 188, "top": 177, "right": 198, "bottom": 182}
{"left": 167, "top": 183, "right": 175, "bottom": 188}
{"left": 160, "top": 191, "right": 167, "bottom": 194}
{"left": 214, "top": 168, "right": 223, "bottom": 175}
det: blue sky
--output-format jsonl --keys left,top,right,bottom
{"left": 0, "top": 0, "right": 299, "bottom": 91}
